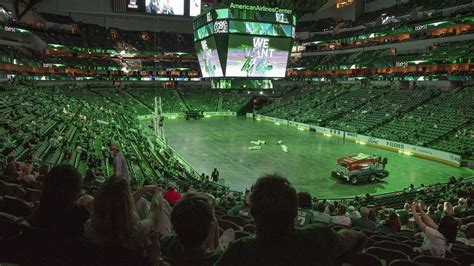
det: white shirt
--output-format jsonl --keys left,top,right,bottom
{"left": 421, "top": 226, "right": 452, "bottom": 257}
{"left": 135, "top": 197, "right": 172, "bottom": 237}
{"left": 113, "top": 152, "right": 130, "bottom": 179}
{"left": 331, "top": 215, "right": 352, "bottom": 227}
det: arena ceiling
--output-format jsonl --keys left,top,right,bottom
{"left": 13, "top": 0, "right": 41, "bottom": 20}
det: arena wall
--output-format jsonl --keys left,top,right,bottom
{"left": 303, "top": 33, "right": 474, "bottom": 56}
{"left": 30, "top": 0, "right": 193, "bottom": 33}
{"left": 364, "top": 0, "right": 410, "bottom": 13}
{"left": 300, "top": 0, "right": 358, "bottom": 22}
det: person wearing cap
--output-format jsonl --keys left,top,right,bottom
{"left": 164, "top": 182, "right": 181, "bottom": 206}
{"left": 109, "top": 143, "right": 130, "bottom": 181}
{"left": 3, "top": 156, "right": 19, "bottom": 181}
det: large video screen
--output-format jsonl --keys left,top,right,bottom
{"left": 126, "top": 0, "right": 184, "bottom": 15}
{"left": 146, "top": 0, "right": 184, "bottom": 15}
{"left": 190, "top": 0, "right": 202, "bottom": 16}
{"left": 225, "top": 35, "right": 291, "bottom": 77}
{"left": 195, "top": 37, "right": 224, "bottom": 78}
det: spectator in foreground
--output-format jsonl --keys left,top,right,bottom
{"left": 346, "top": 206, "right": 361, "bottom": 220}
{"left": 382, "top": 212, "right": 401, "bottom": 232}
{"left": 35, "top": 164, "right": 49, "bottom": 183}
{"left": 17, "top": 163, "right": 36, "bottom": 184}
{"left": 434, "top": 203, "right": 444, "bottom": 220}
{"left": 84, "top": 177, "right": 162, "bottom": 265}
{"left": 453, "top": 198, "right": 467, "bottom": 214}
{"left": 332, "top": 205, "right": 352, "bottom": 227}
{"left": 418, "top": 200, "right": 427, "bottom": 212}
{"left": 458, "top": 223, "right": 474, "bottom": 246}
{"left": 352, "top": 207, "right": 377, "bottom": 231}
{"left": 313, "top": 202, "right": 331, "bottom": 224}
{"left": 227, "top": 195, "right": 251, "bottom": 218}
{"left": 83, "top": 168, "right": 100, "bottom": 189}
{"left": 427, "top": 205, "right": 438, "bottom": 221}
{"left": 3, "top": 156, "right": 19, "bottom": 180}
{"left": 28, "top": 164, "right": 88, "bottom": 238}
{"left": 217, "top": 175, "right": 367, "bottom": 266}
{"left": 132, "top": 182, "right": 173, "bottom": 236}
{"left": 368, "top": 208, "right": 377, "bottom": 223}
{"left": 443, "top": 202, "right": 454, "bottom": 216}
{"left": 296, "top": 192, "right": 314, "bottom": 226}
{"left": 396, "top": 203, "right": 410, "bottom": 224}
{"left": 164, "top": 181, "right": 181, "bottom": 206}
{"left": 161, "top": 193, "right": 221, "bottom": 265}
{"left": 411, "top": 202, "right": 458, "bottom": 258}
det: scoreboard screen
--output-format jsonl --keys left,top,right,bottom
{"left": 193, "top": 4, "right": 295, "bottom": 79}
{"left": 125, "top": 0, "right": 186, "bottom": 16}
{"left": 145, "top": 0, "right": 184, "bottom": 15}
{"left": 195, "top": 37, "right": 224, "bottom": 78}
{"left": 190, "top": 0, "right": 202, "bottom": 16}
{"left": 226, "top": 35, "right": 291, "bottom": 77}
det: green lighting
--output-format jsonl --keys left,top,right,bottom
{"left": 17, "top": 28, "right": 31, "bottom": 34}
{"left": 216, "top": 9, "right": 229, "bottom": 19}
{"left": 399, "top": 150, "right": 413, "bottom": 156}
{"left": 428, "top": 21, "right": 447, "bottom": 27}
{"left": 410, "top": 60, "right": 427, "bottom": 65}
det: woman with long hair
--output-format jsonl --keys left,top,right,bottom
{"left": 84, "top": 177, "right": 162, "bottom": 264}
{"left": 443, "top": 201, "right": 454, "bottom": 216}
{"left": 28, "top": 164, "right": 88, "bottom": 238}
